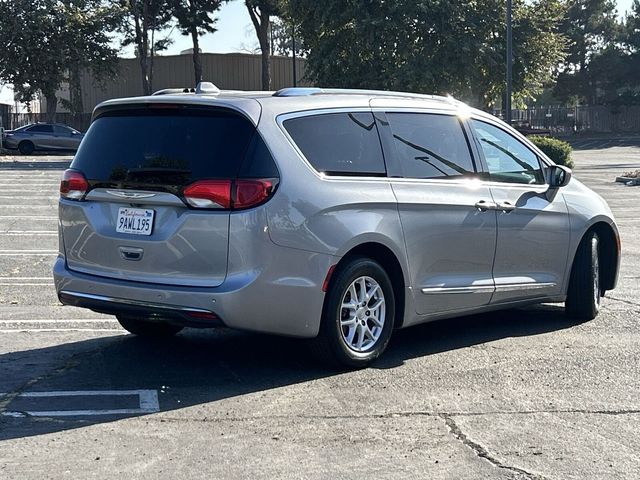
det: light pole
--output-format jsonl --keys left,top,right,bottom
{"left": 505, "top": 0, "right": 513, "bottom": 124}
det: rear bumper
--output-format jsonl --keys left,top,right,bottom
{"left": 53, "top": 245, "right": 335, "bottom": 338}
{"left": 57, "top": 290, "right": 225, "bottom": 328}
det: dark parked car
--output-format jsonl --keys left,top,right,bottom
{"left": 2, "top": 123, "right": 84, "bottom": 154}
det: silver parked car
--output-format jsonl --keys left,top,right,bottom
{"left": 2, "top": 123, "right": 84, "bottom": 154}
{"left": 53, "top": 84, "right": 620, "bottom": 368}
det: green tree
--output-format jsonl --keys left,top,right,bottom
{"left": 171, "top": 0, "right": 226, "bottom": 84}
{"left": 553, "top": 0, "right": 620, "bottom": 104}
{"left": 627, "top": 0, "right": 640, "bottom": 49}
{"left": 245, "top": 0, "right": 282, "bottom": 90}
{"left": 119, "top": 0, "right": 174, "bottom": 95}
{"left": 0, "top": 0, "right": 121, "bottom": 121}
{"left": 63, "top": 1, "right": 123, "bottom": 117}
{"left": 286, "top": 0, "right": 566, "bottom": 109}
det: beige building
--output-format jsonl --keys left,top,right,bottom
{"left": 43, "top": 52, "right": 309, "bottom": 114}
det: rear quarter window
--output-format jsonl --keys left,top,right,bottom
{"left": 27, "top": 124, "right": 54, "bottom": 133}
{"left": 283, "top": 112, "right": 386, "bottom": 176}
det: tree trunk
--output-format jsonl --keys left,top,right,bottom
{"left": 45, "top": 94, "right": 57, "bottom": 123}
{"left": 69, "top": 66, "right": 83, "bottom": 122}
{"left": 149, "top": 24, "right": 155, "bottom": 94}
{"left": 247, "top": 4, "right": 272, "bottom": 91}
{"left": 259, "top": 19, "right": 271, "bottom": 90}
{"left": 260, "top": 29, "right": 270, "bottom": 91}
{"left": 133, "top": 4, "right": 151, "bottom": 95}
{"left": 191, "top": 26, "right": 202, "bottom": 84}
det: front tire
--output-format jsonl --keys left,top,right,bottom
{"left": 116, "top": 315, "right": 183, "bottom": 337}
{"left": 314, "top": 257, "right": 395, "bottom": 369}
{"left": 566, "top": 231, "right": 601, "bottom": 320}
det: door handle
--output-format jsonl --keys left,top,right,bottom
{"left": 474, "top": 200, "right": 498, "bottom": 212}
{"left": 497, "top": 201, "right": 516, "bottom": 213}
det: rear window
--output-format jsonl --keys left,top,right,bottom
{"left": 71, "top": 108, "right": 275, "bottom": 191}
{"left": 283, "top": 112, "right": 386, "bottom": 176}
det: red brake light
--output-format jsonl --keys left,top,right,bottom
{"left": 183, "top": 179, "right": 276, "bottom": 210}
{"left": 233, "top": 179, "right": 275, "bottom": 209}
{"left": 60, "top": 169, "right": 89, "bottom": 200}
{"left": 183, "top": 180, "right": 232, "bottom": 209}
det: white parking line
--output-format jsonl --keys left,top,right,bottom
{"left": 0, "top": 216, "right": 57, "bottom": 219}
{"left": 0, "top": 230, "right": 58, "bottom": 237}
{"left": 0, "top": 277, "right": 52, "bottom": 279}
{"left": 0, "top": 329, "right": 122, "bottom": 332}
{"left": 0, "top": 250, "right": 57, "bottom": 256}
{"left": 0, "top": 389, "right": 160, "bottom": 417}
{"left": 0, "top": 319, "right": 117, "bottom": 323}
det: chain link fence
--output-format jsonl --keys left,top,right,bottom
{"left": 505, "top": 106, "right": 640, "bottom": 135}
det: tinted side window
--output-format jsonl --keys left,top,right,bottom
{"left": 471, "top": 120, "right": 544, "bottom": 185}
{"left": 28, "top": 124, "right": 53, "bottom": 133}
{"left": 53, "top": 125, "right": 72, "bottom": 135}
{"left": 283, "top": 112, "right": 386, "bottom": 176}
{"left": 386, "top": 113, "right": 475, "bottom": 179}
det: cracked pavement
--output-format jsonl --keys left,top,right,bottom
{"left": 0, "top": 138, "right": 639, "bottom": 479}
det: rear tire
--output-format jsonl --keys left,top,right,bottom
{"left": 313, "top": 257, "right": 395, "bottom": 369}
{"left": 566, "top": 231, "right": 601, "bottom": 320}
{"left": 116, "top": 316, "right": 183, "bottom": 337}
{"left": 18, "top": 141, "right": 35, "bottom": 155}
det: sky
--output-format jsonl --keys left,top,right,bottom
{"left": 1, "top": 0, "right": 637, "bottom": 104}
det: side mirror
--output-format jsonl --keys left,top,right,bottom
{"left": 547, "top": 164, "right": 572, "bottom": 188}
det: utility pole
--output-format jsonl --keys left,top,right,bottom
{"left": 505, "top": 0, "right": 513, "bottom": 124}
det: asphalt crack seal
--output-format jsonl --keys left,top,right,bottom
{"left": 439, "top": 413, "right": 550, "bottom": 480}
{"left": 0, "top": 357, "right": 80, "bottom": 418}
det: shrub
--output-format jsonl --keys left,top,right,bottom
{"left": 528, "top": 136, "right": 574, "bottom": 169}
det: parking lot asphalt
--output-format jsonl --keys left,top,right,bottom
{"left": 0, "top": 138, "right": 638, "bottom": 479}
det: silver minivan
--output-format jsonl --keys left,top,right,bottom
{"left": 54, "top": 85, "right": 620, "bottom": 368}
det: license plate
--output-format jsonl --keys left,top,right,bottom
{"left": 116, "top": 207, "right": 154, "bottom": 236}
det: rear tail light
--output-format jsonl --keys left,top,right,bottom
{"left": 183, "top": 180, "right": 232, "bottom": 209}
{"left": 60, "top": 169, "right": 89, "bottom": 200}
{"left": 233, "top": 179, "right": 275, "bottom": 209}
{"left": 183, "top": 178, "right": 277, "bottom": 210}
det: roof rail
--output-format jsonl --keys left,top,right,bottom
{"left": 152, "top": 82, "right": 221, "bottom": 96}
{"left": 152, "top": 87, "right": 194, "bottom": 96}
{"left": 274, "top": 87, "right": 325, "bottom": 97}
{"left": 273, "top": 87, "right": 462, "bottom": 105}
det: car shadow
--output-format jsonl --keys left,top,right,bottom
{"left": 0, "top": 303, "right": 585, "bottom": 441}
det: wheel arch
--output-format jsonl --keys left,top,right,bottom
{"left": 571, "top": 220, "right": 620, "bottom": 292}
{"left": 330, "top": 241, "right": 407, "bottom": 330}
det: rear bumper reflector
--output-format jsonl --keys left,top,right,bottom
{"left": 322, "top": 265, "right": 337, "bottom": 292}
